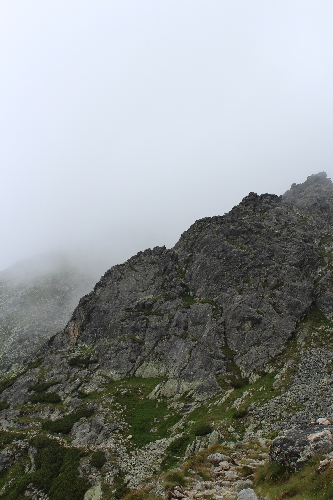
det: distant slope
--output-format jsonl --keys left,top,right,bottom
{"left": 0, "top": 254, "right": 96, "bottom": 371}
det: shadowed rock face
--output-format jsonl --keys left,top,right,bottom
{"left": 37, "top": 173, "right": 333, "bottom": 396}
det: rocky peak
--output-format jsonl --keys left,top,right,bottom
{"left": 282, "top": 171, "right": 333, "bottom": 222}
{"left": 2, "top": 173, "right": 333, "bottom": 499}
{"left": 30, "top": 173, "right": 333, "bottom": 399}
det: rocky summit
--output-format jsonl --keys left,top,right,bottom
{"left": 1, "top": 172, "right": 333, "bottom": 500}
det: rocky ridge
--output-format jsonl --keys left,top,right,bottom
{"left": 45, "top": 172, "right": 333, "bottom": 396}
{"left": 1, "top": 173, "right": 333, "bottom": 499}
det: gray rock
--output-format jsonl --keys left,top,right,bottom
{"left": 207, "top": 453, "right": 230, "bottom": 464}
{"left": 70, "top": 415, "right": 117, "bottom": 447}
{"left": 0, "top": 448, "right": 12, "bottom": 472}
{"left": 270, "top": 425, "right": 333, "bottom": 470}
{"left": 237, "top": 489, "right": 259, "bottom": 500}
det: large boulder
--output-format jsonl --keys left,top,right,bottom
{"left": 270, "top": 424, "right": 333, "bottom": 470}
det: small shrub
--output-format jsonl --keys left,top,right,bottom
{"left": 68, "top": 356, "right": 97, "bottom": 369}
{"left": 181, "top": 294, "right": 196, "bottom": 308}
{"left": 165, "top": 435, "right": 190, "bottom": 455}
{"left": 193, "top": 422, "right": 213, "bottom": 436}
{"left": 0, "top": 431, "right": 25, "bottom": 450}
{"left": 27, "top": 358, "right": 42, "bottom": 369}
{"left": 277, "top": 489, "right": 299, "bottom": 499}
{"left": 0, "top": 375, "right": 18, "bottom": 395}
{"left": 42, "top": 407, "right": 94, "bottom": 434}
{"left": 0, "top": 401, "right": 9, "bottom": 411}
{"left": 162, "top": 435, "right": 192, "bottom": 470}
{"left": 232, "top": 409, "right": 248, "bottom": 419}
{"left": 123, "top": 489, "right": 164, "bottom": 500}
{"left": 27, "top": 435, "right": 90, "bottom": 500}
{"left": 113, "top": 470, "right": 130, "bottom": 500}
{"left": 230, "top": 377, "right": 249, "bottom": 389}
{"left": 163, "top": 470, "right": 187, "bottom": 489}
{"left": 90, "top": 451, "right": 106, "bottom": 469}
{"left": 30, "top": 392, "right": 61, "bottom": 404}
{"left": 29, "top": 381, "right": 59, "bottom": 393}
{"left": 239, "top": 465, "right": 253, "bottom": 477}
{"left": 256, "top": 461, "right": 292, "bottom": 484}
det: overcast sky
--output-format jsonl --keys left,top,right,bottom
{"left": 1, "top": 1, "right": 333, "bottom": 275}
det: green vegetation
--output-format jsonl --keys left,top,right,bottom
{"left": 123, "top": 489, "right": 164, "bottom": 500}
{"left": 90, "top": 450, "right": 106, "bottom": 468}
{"left": 163, "top": 469, "right": 188, "bottom": 489}
{"left": 30, "top": 392, "right": 61, "bottom": 404}
{"left": 42, "top": 406, "right": 94, "bottom": 434}
{"left": 97, "top": 377, "right": 182, "bottom": 448}
{"left": 28, "top": 379, "right": 62, "bottom": 404}
{"left": 29, "top": 381, "right": 59, "bottom": 392}
{"left": 27, "top": 358, "right": 43, "bottom": 369}
{"left": 112, "top": 470, "right": 130, "bottom": 500}
{"left": 254, "top": 456, "right": 333, "bottom": 500}
{"left": 181, "top": 294, "right": 196, "bottom": 308}
{"left": 162, "top": 435, "right": 192, "bottom": 470}
{"left": 193, "top": 422, "right": 213, "bottom": 436}
{"left": 0, "top": 401, "right": 9, "bottom": 410}
{"left": 0, "top": 431, "right": 25, "bottom": 451}
{"left": 1, "top": 435, "right": 90, "bottom": 500}
{"left": 68, "top": 355, "right": 98, "bottom": 368}
{"left": 0, "top": 374, "right": 20, "bottom": 395}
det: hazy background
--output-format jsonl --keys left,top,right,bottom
{"left": 1, "top": 0, "right": 333, "bottom": 277}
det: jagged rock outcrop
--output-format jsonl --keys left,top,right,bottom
{"left": 36, "top": 172, "right": 333, "bottom": 397}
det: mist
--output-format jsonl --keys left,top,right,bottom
{"left": 1, "top": 1, "right": 333, "bottom": 274}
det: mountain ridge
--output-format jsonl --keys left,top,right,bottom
{"left": 39, "top": 172, "right": 333, "bottom": 399}
{"left": 1, "top": 172, "right": 333, "bottom": 500}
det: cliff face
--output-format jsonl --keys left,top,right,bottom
{"left": 41, "top": 172, "right": 333, "bottom": 397}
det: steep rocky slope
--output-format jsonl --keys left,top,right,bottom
{"left": 45, "top": 172, "right": 333, "bottom": 397}
{"left": 0, "top": 254, "right": 95, "bottom": 372}
{"left": 1, "top": 172, "right": 333, "bottom": 500}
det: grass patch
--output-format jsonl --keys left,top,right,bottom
{"left": 123, "top": 488, "right": 164, "bottom": 500}
{"left": 163, "top": 469, "right": 188, "bottom": 489}
{"left": 30, "top": 392, "right": 61, "bottom": 404}
{"left": 161, "top": 435, "right": 192, "bottom": 470}
{"left": 42, "top": 407, "right": 94, "bottom": 434}
{"left": 0, "top": 431, "right": 26, "bottom": 451}
{"left": 254, "top": 456, "right": 333, "bottom": 500}
{"left": 0, "top": 374, "right": 20, "bottom": 395}
{"left": 97, "top": 377, "right": 181, "bottom": 448}
{"left": 193, "top": 422, "right": 213, "bottom": 436}
{"left": 112, "top": 470, "right": 130, "bottom": 500}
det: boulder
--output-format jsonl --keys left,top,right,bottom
{"left": 237, "top": 488, "right": 259, "bottom": 500}
{"left": 270, "top": 425, "right": 333, "bottom": 470}
{"left": 207, "top": 452, "right": 230, "bottom": 464}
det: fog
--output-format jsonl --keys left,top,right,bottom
{"left": 1, "top": 1, "right": 333, "bottom": 275}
